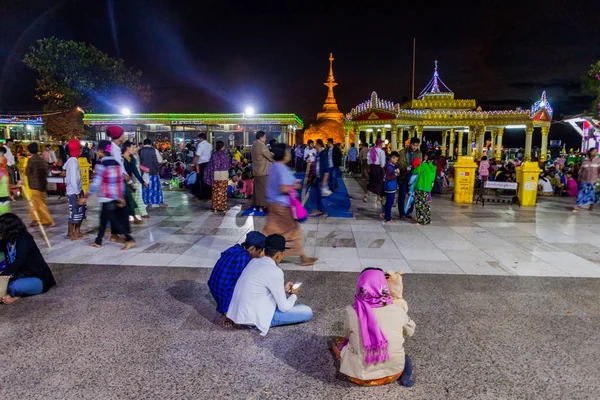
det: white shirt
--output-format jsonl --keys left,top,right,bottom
{"left": 63, "top": 157, "right": 82, "bottom": 195}
{"left": 195, "top": 140, "right": 212, "bottom": 164}
{"left": 227, "top": 256, "right": 297, "bottom": 336}
{"left": 538, "top": 177, "right": 553, "bottom": 193}
{"left": 4, "top": 146, "right": 14, "bottom": 166}
{"left": 110, "top": 140, "right": 124, "bottom": 176}
{"left": 304, "top": 147, "right": 317, "bottom": 163}
{"left": 366, "top": 147, "right": 386, "bottom": 168}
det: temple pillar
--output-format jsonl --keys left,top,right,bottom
{"left": 207, "top": 128, "right": 213, "bottom": 145}
{"left": 243, "top": 130, "right": 249, "bottom": 148}
{"left": 416, "top": 126, "right": 423, "bottom": 141}
{"left": 457, "top": 131, "right": 464, "bottom": 156}
{"left": 344, "top": 128, "right": 350, "bottom": 149}
{"left": 524, "top": 126, "right": 534, "bottom": 161}
{"left": 495, "top": 128, "right": 504, "bottom": 161}
{"left": 467, "top": 127, "right": 474, "bottom": 156}
{"left": 353, "top": 125, "right": 360, "bottom": 148}
{"left": 441, "top": 130, "right": 448, "bottom": 156}
{"left": 366, "top": 131, "right": 372, "bottom": 145}
{"left": 380, "top": 127, "right": 387, "bottom": 142}
{"left": 391, "top": 125, "right": 398, "bottom": 151}
{"left": 408, "top": 126, "right": 415, "bottom": 139}
{"left": 490, "top": 129, "right": 497, "bottom": 159}
{"left": 398, "top": 127, "right": 404, "bottom": 149}
{"left": 540, "top": 126, "right": 549, "bottom": 162}
{"left": 449, "top": 129, "right": 455, "bottom": 159}
{"left": 476, "top": 127, "right": 485, "bottom": 160}
{"left": 3, "top": 126, "right": 8, "bottom": 139}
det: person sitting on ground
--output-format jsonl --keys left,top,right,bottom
{"left": 208, "top": 231, "right": 266, "bottom": 327}
{"left": 236, "top": 171, "right": 254, "bottom": 199}
{"left": 566, "top": 172, "right": 578, "bottom": 197}
{"left": 226, "top": 234, "right": 313, "bottom": 335}
{"left": 332, "top": 268, "right": 415, "bottom": 387}
{"left": 538, "top": 172, "right": 554, "bottom": 196}
{"left": 0, "top": 213, "right": 56, "bottom": 304}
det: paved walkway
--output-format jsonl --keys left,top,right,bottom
{"left": 1, "top": 265, "right": 598, "bottom": 399}
{"left": 9, "top": 176, "right": 600, "bottom": 277}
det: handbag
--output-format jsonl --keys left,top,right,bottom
{"left": 289, "top": 187, "right": 308, "bottom": 222}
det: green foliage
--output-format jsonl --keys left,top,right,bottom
{"left": 41, "top": 108, "right": 84, "bottom": 141}
{"left": 582, "top": 60, "right": 600, "bottom": 116}
{"left": 23, "top": 37, "right": 151, "bottom": 112}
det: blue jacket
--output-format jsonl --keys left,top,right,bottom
{"left": 384, "top": 163, "right": 398, "bottom": 193}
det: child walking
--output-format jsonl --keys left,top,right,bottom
{"left": 63, "top": 139, "right": 87, "bottom": 240}
{"left": 413, "top": 152, "right": 437, "bottom": 225}
{"left": 382, "top": 152, "right": 400, "bottom": 223}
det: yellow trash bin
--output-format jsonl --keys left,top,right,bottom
{"left": 78, "top": 157, "right": 91, "bottom": 194}
{"left": 453, "top": 156, "right": 478, "bottom": 204}
{"left": 516, "top": 161, "right": 541, "bottom": 206}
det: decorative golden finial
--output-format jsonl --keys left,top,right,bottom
{"left": 316, "top": 52, "right": 344, "bottom": 123}
{"left": 324, "top": 52, "right": 338, "bottom": 104}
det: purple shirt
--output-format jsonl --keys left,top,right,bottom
{"left": 266, "top": 162, "right": 296, "bottom": 206}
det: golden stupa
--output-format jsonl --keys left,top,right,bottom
{"left": 303, "top": 53, "right": 345, "bottom": 144}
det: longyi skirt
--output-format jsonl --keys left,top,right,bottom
{"left": 263, "top": 202, "right": 305, "bottom": 257}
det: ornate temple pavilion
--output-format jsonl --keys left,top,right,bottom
{"left": 343, "top": 61, "right": 553, "bottom": 161}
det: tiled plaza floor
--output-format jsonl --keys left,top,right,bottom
{"left": 9, "top": 176, "right": 600, "bottom": 277}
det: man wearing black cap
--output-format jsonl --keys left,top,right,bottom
{"left": 25, "top": 142, "right": 54, "bottom": 227}
{"left": 226, "top": 234, "right": 313, "bottom": 335}
{"left": 208, "top": 231, "right": 266, "bottom": 327}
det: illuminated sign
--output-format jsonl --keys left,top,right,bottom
{"left": 171, "top": 120, "right": 203, "bottom": 125}
{"left": 260, "top": 121, "right": 280, "bottom": 125}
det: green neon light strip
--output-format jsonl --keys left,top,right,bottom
{"left": 84, "top": 113, "right": 303, "bottom": 127}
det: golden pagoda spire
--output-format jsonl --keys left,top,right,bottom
{"left": 324, "top": 52, "right": 339, "bottom": 105}
{"left": 317, "top": 52, "right": 344, "bottom": 122}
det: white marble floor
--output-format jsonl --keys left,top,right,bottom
{"left": 10, "top": 177, "right": 600, "bottom": 277}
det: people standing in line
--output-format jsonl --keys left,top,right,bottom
{"left": 58, "top": 140, "right": 69, "bottom": 166}
{"left": 139, "top": 139, "right": 168, "bottom": 209}
{"left": 4, "top": 138, "right": 16, "bottom": 184}
{"left": 121, "top": 141, "right": 143, "bottom": 225}
{"left": 347, "top": 143, "right": 358, "bottom": 177}
{"left": 574, "top": 148, "right": 600, "bottom": 212}
{"left": 303, "top": 140, "right": 317, "bottom": 173}
{"left": 226, "top": 234, "right": 313, "bottom": 335}
{"left": 364, "top": 139, "right": 386, "bottom": 204}
{"left": 333, "top": 268, "right": 415, "bottom": 387}
{"left": 312, "top": 139, "right": 330, "bottom": 217}
{"left": 359, "top": 143, "right": 369, "bottom": 181}
{"left": 326, "top": 138, "right": 342, "bottom": 191}
{"left": 397, "top": 138, "right": 423, "bottom": 219}
{"left": 204, "top": 140, "right": 231, "bottom": 212}
{"left": 208, "top": 231, "right": 266, "bottom": 327}
{"left": 25, "top": 142, "right": 54, "bottom": 227}
{"left": 82, "top": 141, "right": 136, "bottom": 250}
{"left": 251, "top": 131, "right": 274, "bottom": 213}
{"left": 0, "top": 213, "right": 56, "bottom": 305}
{"left": 42, "top": 145, "right": 57, "bottom": 166}
{"left": 125, "top": 142, "right": 149, "bottom": 220}
{"left": 193, "top": 133, "right": 213, "bottom": 202}
{"left": 263, "top": 143, "right": 317, "bottom": 266}
{"left": 64, "top": 139, "right": 87, "bottom": 240}
{"left": 382, "top": 152, "right": 400, "bottom": 223}
{"left": 413, "top": 152, "right": 437, "bottom": 225}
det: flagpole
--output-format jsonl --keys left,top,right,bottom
{"left": 412, "top": 37, "right": 416, "bottom": 100}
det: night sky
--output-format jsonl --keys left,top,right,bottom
{"left": 1, "top": 0, "right": 599, "bottom": 147}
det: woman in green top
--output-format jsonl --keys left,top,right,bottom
{"left": 413, "top": 152, "right": 437, "bottom": 225}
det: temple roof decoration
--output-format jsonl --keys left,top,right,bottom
{"left": 531, "top": 90, "right": 553, "bottom": 120}
{"left": 346, "top": 91, "right": 398, "bottom": 120}
{"left": 418, "top": 60, "right": 453, "bottom": 99}
{"left": 316, "top": 53, "right": 344, "bottom": 123}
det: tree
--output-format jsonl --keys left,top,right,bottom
{"left": 583, "top": 60, "right": 600, "bottom": 117}
{"left": 23, "top": 37, "right": 152, "bottom": 140}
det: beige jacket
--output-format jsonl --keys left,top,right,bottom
{"left": 251, "top": 140, "right": 273, "bottom": 177}
{"left": 340, "top": 301, "right": 415, "bottom": 381}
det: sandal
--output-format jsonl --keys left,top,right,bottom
{"left": 300, "top": 256, "right": 318, "bottom": 266}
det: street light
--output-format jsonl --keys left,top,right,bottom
{"left": 244, "top": 106, "right": 255, "bottom": 116}
{"left": 121, "top": 107, "right": 132, "bottom": 117}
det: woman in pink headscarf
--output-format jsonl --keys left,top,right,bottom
{"left": 363, "top": 139, "right": 386, "bottom": 204}
{"left": 332, "top": 268, "right": 416, "bottom": 386}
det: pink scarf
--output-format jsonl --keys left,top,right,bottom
{"left": 353, "top": 269, "right": 393, "bottom": 364}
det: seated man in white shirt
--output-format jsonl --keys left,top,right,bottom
{"left": 226, "top": 234, "right": 313, "bottom": 335}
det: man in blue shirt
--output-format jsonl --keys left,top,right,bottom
{"left": 347, "top": 143, "right": 358, "bottom": 176}
{"left": 208, "top": 231, "right": 266, "bottom": 326}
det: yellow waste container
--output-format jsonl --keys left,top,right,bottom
{"left": 516, "top": 161, "right": 541, "bottom": 206}
{"left": 453, "top": 156, "right": 478, "bottom": 204}
{"left": 78, "top": 157, "right": 91, "bottom": 194}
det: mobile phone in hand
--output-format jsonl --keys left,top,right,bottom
{"left": 292, "top": 282, "right": 303, "bottom": 290}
